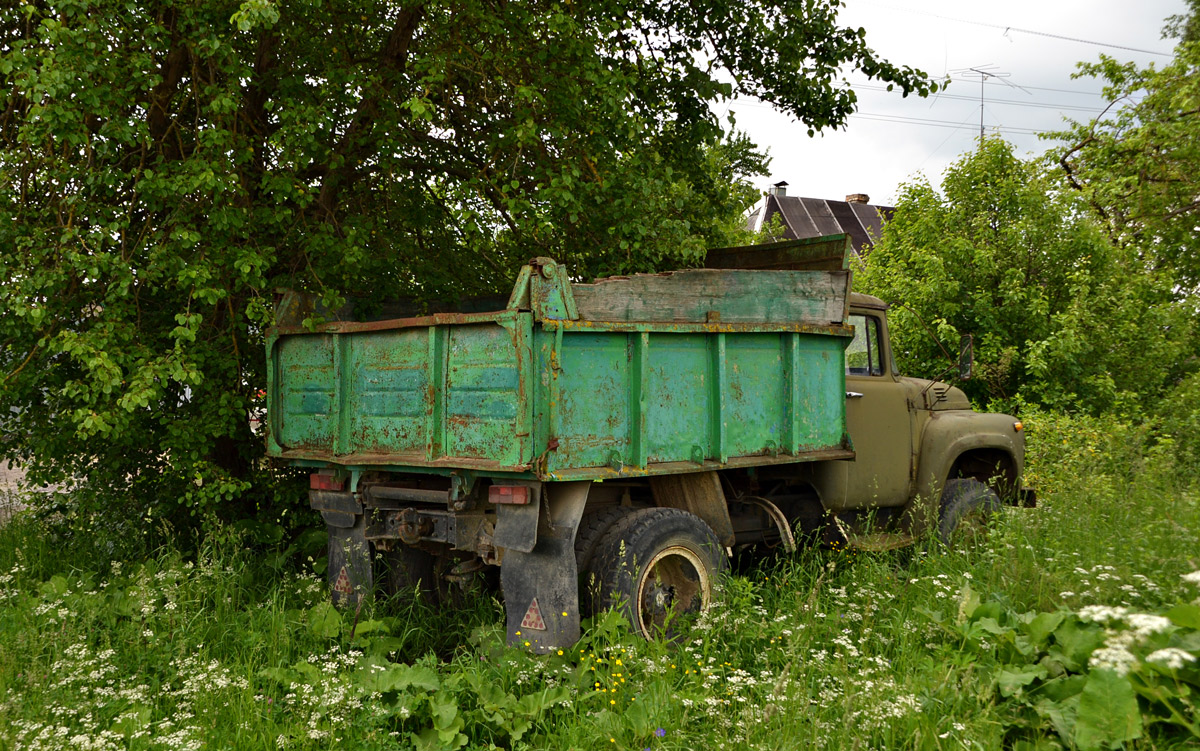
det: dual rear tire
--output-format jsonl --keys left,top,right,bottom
{"left": 577, "top": 507, "right": 726, "bottom": 640}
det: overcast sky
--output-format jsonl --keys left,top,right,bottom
{"left": 726, "top": 0, "right": 1187, "bottom": 207}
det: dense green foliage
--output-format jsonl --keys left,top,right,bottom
{"left": 0, "top": 0, "right": 933, "bottom": 521}
{"left": 858, "top": 7, "right": 1200, "bottom": 423}
{"left": 1052, "top": 10, "right": 1200, "bottom": 291}
{"left": 1, "top": 416, "right": 1197, "bottom": 750}
{"left": 856, "top": 139, "right": 1196, "bottom": 415}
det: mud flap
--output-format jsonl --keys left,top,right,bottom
{"left": 500, "top": 481, "right": 590, "bottom": 653}
{"left": 326, "top": 512, "right": 373, "bottom": 608}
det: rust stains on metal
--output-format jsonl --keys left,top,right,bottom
{"left": 271, "top": 309, "right": 523, "bottom": 337}
{"left": 274, "top": 447, "right": 534, "bottom": 473}
{"left": 542, "top": 319, "right": 853, "bottom": 337}
{"left": 542, "top": 447, "right": 855, "bottom": 482}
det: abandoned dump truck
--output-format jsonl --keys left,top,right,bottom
{"left": 265, "top": 235, "right": 1032, "bottom": 651}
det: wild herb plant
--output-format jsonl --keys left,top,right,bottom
{"left": 1, "top": 410, "right": 1197, "bottom": 750}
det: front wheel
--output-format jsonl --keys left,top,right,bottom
{"left": 585, "top": 507, "right": 726, "bottom": 640}
{"left": 938, "top": 478, "right": 1001, "bottom": 548}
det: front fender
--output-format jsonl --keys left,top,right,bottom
{"left": 907, "top": 410, "right": 1025, "bottom": 535}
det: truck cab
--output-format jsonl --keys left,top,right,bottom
{"left": 706, "top": 237, "right": 1032, "bottom": 548}
{"left": 809, "top": 292, "right": 1030, "bottom": 547}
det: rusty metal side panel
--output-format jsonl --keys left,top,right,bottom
{"left": 268, "top": 314, "right": 534, "bottom": 467}
{"left": 540, "top": 328, "right": 848, "bottom": 476}
{"left": 443, "top": 319, "right": 534, "bottom": 467}
{"left": 644, "top": 334, "right": 710, "bottom": 464}
{"left": 273, "top": 333, "right": 338, "bottom": 452}
{"left": 345, "top": 327, "right": 430, "bottom": 457}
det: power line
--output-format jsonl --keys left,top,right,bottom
{"left": 848, "top": 75, "right": 1108, "bottom": 98}
{"left": 918, "top": 110, "right": 982, "bottom": 171}
{"left": 850, "top": 111, "right": 1050, "bottom": 135}
{"left": 729, "top": 92, "right": 1104, "bottom": 123}
{"left": 978, "top": 80, "right": 1106, "bottom": 97}
{"left": 731, "top": 98, "right": 1081, "bottom": 132}
{"left": 858, "top": 1, "right": 1173, "bottom": 57}
{"left": 854, "top": 84, "right": 1107, "bottom": 113}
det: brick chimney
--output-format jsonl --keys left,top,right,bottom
{"left": 845, "top": 193, "right": 869, "bottom": 204}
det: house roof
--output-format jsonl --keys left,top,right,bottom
{"left": 746, "top": 191, "right": 893, "bottom": 254}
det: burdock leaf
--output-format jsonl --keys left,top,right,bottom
{"left": 1166, "top": 604, "right": 1200, "bottom": 630}
{"left": 996, "top": 665, "right": 1048, "bottom": 697}
{"left": 1027, "top": 611, "right": 1066, "bottom": 647}
{"left": 1074, "top": 669, "right": 1142, "bottom": 751}
{"left": 307, "top": 601, "right": 343, "bottom": 639}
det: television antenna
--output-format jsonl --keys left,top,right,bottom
{"left": 950, "top": 65, "right": 1031, "bottom": 145}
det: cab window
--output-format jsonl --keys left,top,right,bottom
{"left": 846, "top": 314, "right": 883, "bottom": 376}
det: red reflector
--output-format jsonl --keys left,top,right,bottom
{"left": 310, "top": 473, "right": 345, "bottom": 491}
{"left": 489, "top": 485, "right": 530, "bottom": 505}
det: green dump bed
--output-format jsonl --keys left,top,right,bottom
{"left": 266, "top": 253, "right": 855, "bottom": 481}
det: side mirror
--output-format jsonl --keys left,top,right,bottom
{"left": 958, "top": 334, "right": 974, "bottom": 381}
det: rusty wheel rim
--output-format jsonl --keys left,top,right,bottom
{"left": 634, "top": 545, "right": 712, "bottom": 639}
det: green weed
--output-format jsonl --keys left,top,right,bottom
{"left": 0, "top": 411, "right": 1197, "bottom": 750}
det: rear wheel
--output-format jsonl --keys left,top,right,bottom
{"left": 586, "top": 507, "right": 726, "bottom": 640}
{"left": 938, "top": 478, "right": 1001, "bottom": 548}
{"left": 574, "top": 508, "right": 633, "bottom": 587}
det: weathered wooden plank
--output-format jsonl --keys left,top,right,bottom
{"left": 704, "top": 234, "right": 852, "bottom": 271}
{"left": 571, "top": 269, "right": 849, "bottom": 325}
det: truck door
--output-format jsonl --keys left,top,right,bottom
{"left": 816, "top": 311, "right": 913, "bottom": 509}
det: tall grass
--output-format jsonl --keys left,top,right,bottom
{"left": 0, "top": 411, "right": 1197, "bottom": 750}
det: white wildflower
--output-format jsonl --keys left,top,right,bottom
{"left": 1078, "top": 605, "right": 1128, "bottom": 624}
{"left": 1126, "top": 613, "right": 1171, "bottom": 637}
{"left": 1146, "top": 648, "right": 1196, "bottom": 670}
{"left": 1089, "top": 644, "right": 1137, "bottom": 676}
{"left": 1182, "top": 570, "right": 1200, "bottom": 586}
